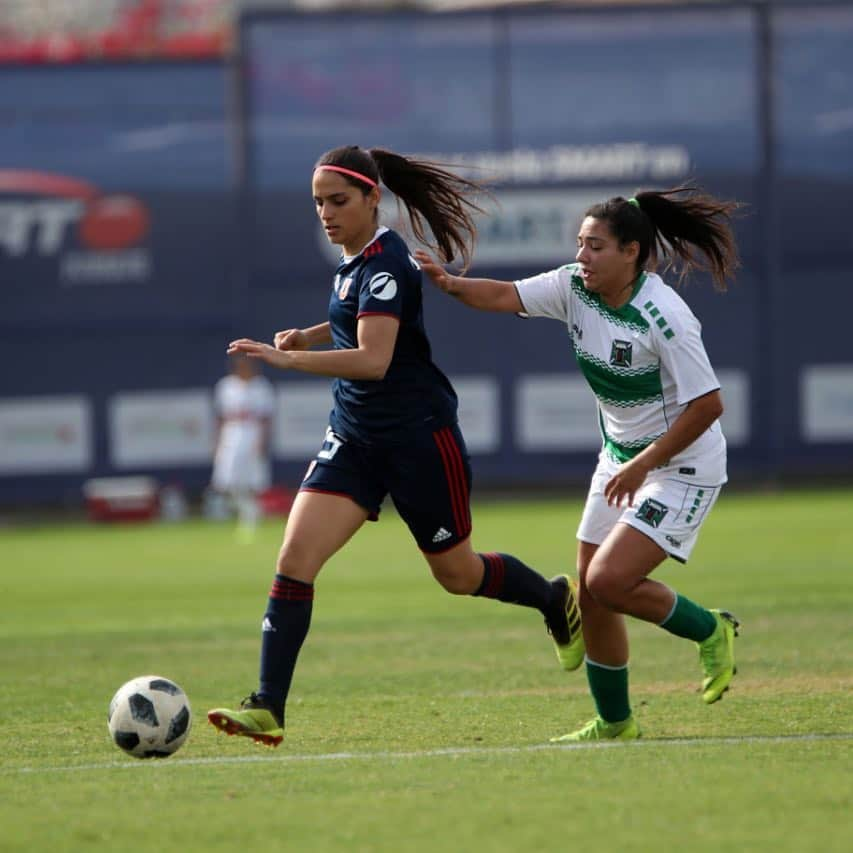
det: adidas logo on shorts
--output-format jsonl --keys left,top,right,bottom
{"left": 431, "top": 527, "right": 452, "bottom": 543}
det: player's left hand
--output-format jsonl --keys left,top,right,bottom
{"left": 274, "top": 328, "right": 308, "bottom": 351}
{"left": 227, "top": 338, "right": 293, "bottom": 369}
{"left": 604, "top": 458, "right": 652, "bottom": 508}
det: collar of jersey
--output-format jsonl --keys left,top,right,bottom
{"left": 625, "top": 271, "right": 648, "bottom": 306}
{"left": 605, "top": 270, "right": 647, "bottom": 315}
{"left": 341, "top": 226, "right": 389, "bottom": 264}
{"left": 571, "top": 268, "right": 647, "bottom": 315}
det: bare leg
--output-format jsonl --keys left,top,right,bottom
{"left": 255, "top": 490, "right": 369, "bottom": 722}
{"left": 577, "top": 539, "right": 629, "bottom": 666}
{"left": 275, "top": 490, "right": 369, "bottom": 582}
{"left": 423, "top": 538, "right": 484, "bottom": 594}
{"left": 584, "top": 522, "right": 674, "bottom": 624}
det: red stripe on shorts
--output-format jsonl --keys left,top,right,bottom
{"left": 433, "top": 427, "right": 471, "bottom": 538}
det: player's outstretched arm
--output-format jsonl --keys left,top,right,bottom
{"left": 413, "top": 250, "right": 523, "bottom": 314}
{"left": 274, "top": 322, "right": 332, "bottom": 351}
{"left": 230, "top": 313, "right": 397, "bottom": 380}
{"left": 228, "top": 339, "right": 293, "bottom": 369}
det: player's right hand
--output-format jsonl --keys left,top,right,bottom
{"left": 413, "top": 250, "right": 457, "bottom": 294}
{"left": 228, "top": 338, "right": 293, "bottom": 370}
{"left": 274, "top": 328, "right": 308, "bottom": 351}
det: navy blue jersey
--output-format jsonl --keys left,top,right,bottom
{"left": 327, "top": 228, "right": 458, "bottom": 444}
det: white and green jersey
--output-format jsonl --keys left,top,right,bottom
{"left": 515, "top": 263, "right": 726, "bottom": 484}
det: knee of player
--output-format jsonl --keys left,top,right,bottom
{"left": 434, "top": 571, "right": 473, "bottom": 595}
{"left": 430, "top": 561, "right": 478, "bottom": 595}
{"left": 275, "top": 541, "right": 316, "bottom": 579}
{"left": 584, "top": 564, "right": 626, "bottom": 610}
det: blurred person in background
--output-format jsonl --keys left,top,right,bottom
{"left": 211, "top": 353, "right": 275, "bottom": 542}
{"left": 206, "top": 145, "right": 583, "bottom": 747}
{"left": 416, "top": 186, "right": 742, "bottom": 742}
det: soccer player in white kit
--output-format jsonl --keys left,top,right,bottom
{"left": 416, "top": 185, "right": 742, "bottom": 741}
{"left": 211, "top": 354, "right": 275, "bottom": 540}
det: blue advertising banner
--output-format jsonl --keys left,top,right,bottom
{"left": 506, "top": 8, "right": 759, "bottom": 173}
{"left": 1, "top": 4, "right": 852, "bottom": 506}
{"left": 0, "top": 64, "right": 231, "bottom": 188}
{"left": 244, "top": 12, "right": 503, "bottom": 188}
{"left": 0, "top": 64, "right": 236, "bottom": 330}
{"left": 239, "top": 6, "right": 768, "bottom": 487}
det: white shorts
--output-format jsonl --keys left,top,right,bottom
{"left": 576, "top": 455, "right": 722, "bottom": 563}
{"left": 212, "top": 446, "right": 270, "bottom": 494}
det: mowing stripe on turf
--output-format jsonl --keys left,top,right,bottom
{"left": 7, "top": 732, "right": 853, "bottom": 775}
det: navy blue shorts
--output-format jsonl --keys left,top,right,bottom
{"left": 299, "top": 423, "right": 472, "bottom": 553}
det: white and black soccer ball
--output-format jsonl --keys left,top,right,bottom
{"left": 107, "top": 675, "right": 192, "bottom": 759}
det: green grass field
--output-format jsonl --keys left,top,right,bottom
{"left": 1, "top": 489, "right": 851, "bottom": 852}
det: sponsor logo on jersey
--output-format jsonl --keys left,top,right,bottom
{"left": 610, "top": 339, "right": 633, "bottom": 367}
{"left": 635, "top": 498, "right": 668, "bottom": 528}
{"left": 571, "top": 323, "right": 583, "bottom": 340}
{"left": 432, "top": 527, "right": 452, "bottom": 543}
{"left": 367, "top": 271, "right": 398, "bottom": 301}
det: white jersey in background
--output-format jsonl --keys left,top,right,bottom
{"left": 516, "top": 263, "right": 727, "bottom": 485}
{"left": 212, "top": 374, "right": 275, "bottom": 493}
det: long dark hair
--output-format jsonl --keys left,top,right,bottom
{"left": 315, "top": 145, "right": 487, "bottom": 271}
{"left": 586, "top": 185, "right": 742, "bottom": 291}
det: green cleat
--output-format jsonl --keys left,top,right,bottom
{"left": 207, "top": 693, "right": 284, "bottom": 747}
{"left": 697, "top": 609, "right": 740, "bottom": 704}
{"left": 550, "top": 715, "right": 641, "bottom": 743}
{"left": 545, "top": 574, "right": 585, "bottom": 671}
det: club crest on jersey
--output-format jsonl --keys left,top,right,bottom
{"left": 334, "top": 275, "right": 353, "bottom": 300}
{"left": 610, "top": 339, "right": 633, "bottom": 367}
{"left": 368, "top": 272, "right": 397, "bottom": 301}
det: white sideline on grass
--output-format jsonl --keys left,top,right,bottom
{"left": 8, "top": 732, "right": 853, "bottom": 775}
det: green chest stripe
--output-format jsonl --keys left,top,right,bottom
{"left": 600, "top": 417, "right": 664, "bottom": 463}
{"left": 604, "top": 436, "right": 652, "bottom": 463}
{"left": 575, "top": 349, "right": 663, "bottom": 404}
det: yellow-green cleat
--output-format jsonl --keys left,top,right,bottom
{"left": 697, "top": 609, "right": 740, "bottom": 704}
{"left": 208, "top": 693, "right": 284, "bottom": 747}
{"left": 550, "top": 715, "right": 641, "bottom": 743}
{"left": 546, "top": 574, "right": 585, "bottom": 671}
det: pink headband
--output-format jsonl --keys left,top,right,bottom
{"left": 314, "top": 164, "right": 377, "bottom": 188}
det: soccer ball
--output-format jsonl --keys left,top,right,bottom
{"left": 107, "top": 675, "right": 192, "bottom": 759}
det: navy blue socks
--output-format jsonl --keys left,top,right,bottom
{"left": 474, "top": 552, "right": 553, "bottom": 613}
{"left": 258, "top": 574, "right": 314, "bottom": 724}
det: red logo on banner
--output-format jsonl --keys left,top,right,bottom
{"left": 78, "top": 196, "right": 149, "bottom": 250}
{"left": 0, "top": 170, "right": 150, "bottom": 254}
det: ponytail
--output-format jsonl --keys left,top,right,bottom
{"left": 315, "top": 145, "right": 487, "bottom": 271}
{"left": 587, "top": 184, "right": 742, "bottom": 291}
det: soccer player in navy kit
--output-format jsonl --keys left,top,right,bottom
{"left": 208, "top": 145, "right": 583, "bottom": 746}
